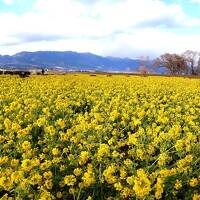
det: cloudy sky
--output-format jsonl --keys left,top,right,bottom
{"left": 0, "top": 0, "right": 200, "bottom": 58}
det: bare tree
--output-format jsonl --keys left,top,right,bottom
{"left": 182, "top": 50, "right": 200, "bottom": 75}
{"left": 138, "top": 65, "right": 149, "bottom": 75}
{"left": 154, "top": 53, "right": 187, "bottom": 75}
{"left": 138, "top": 56, "right": 150, "bottom": 74}
{"left": 196, "top": 57, "right": 200, "bottom": 75}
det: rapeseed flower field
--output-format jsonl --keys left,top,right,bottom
{"left": 0, "top": 74, "right": 199, "bottom": 200}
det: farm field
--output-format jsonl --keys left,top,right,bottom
{"left": 0, "top": 74, "right": 200, "bottom": 200}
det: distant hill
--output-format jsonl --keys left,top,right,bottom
{"left": 0, "top": 51, "right": 156, "bottom": 72}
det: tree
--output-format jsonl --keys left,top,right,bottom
{"left": 182, "top": 50, "right": 200, "bottom": 75}
{"left": 138, "top": 56, "right": 150, "bottom": 74}
{"left": 196, "top": 57, "right": 200, "bottom": 75}
{"left": 154, "top": 53, "right": 187, "bottom": 75}
{"left": 138, "top": 65, "right": 149, "bottom": 75}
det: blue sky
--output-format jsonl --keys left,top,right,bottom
{"left": 164, "top": 0, "right": 200, "bottom": 17}
{"left": 0, "top": 0, "right": 35, "bottom": 14}
{"left": 0, "top": 0, "right": 200, "bottom": 58}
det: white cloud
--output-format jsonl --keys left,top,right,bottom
{"left": 2, "top": 0, "right": 13, "bottom": 5}
{"left": 0, "top": 0, "right": 200, "bottom": 57}
{"left": 191, "top": 0, "right": 200, "bottom": 3}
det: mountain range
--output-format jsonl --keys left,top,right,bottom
{"left": 0, "top": 51, "right": 158, "bottom": 72}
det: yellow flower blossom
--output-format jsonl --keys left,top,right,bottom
{"left": 193, "top": 194, "right": 200, "bottom": 200}
{"left": 0, "top": 75, "right": 199, "bottom": 199}
{"left": 74, "top": 168, "right": 82, "bottom": 176}
{"left": 22, "top": 141, "right": 31, "bottom": 151}
{"left": 44, "top": 171, "right": 53, "bottom": 180}
{"left": 103, "top": 165, "right": 117, "bottom": 184}
{"left": 174, "top": 180, "right": 182, "bottom": 190}
{"left": 133, "top": 169, "right": 151, "bottom": 198}
{"left": 155, "top": 177, "right": 164, "bottom": 199}
{"left": 64, "top": 175, "right": 76, "bottom": 186}
{"left": 79, "top": 151, "right": 89, "bottom": 165}
{"left": 52, "top": 148, "right": 60, "bottom": 156}
{"left": 97, "top": 143, "right": 110, "bottom": 160}
{"left": 189, "top": 178, "right": 198, "bottom": 187}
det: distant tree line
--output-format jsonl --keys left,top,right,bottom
{"left": 0, "top": 68, "right": 46, "bottom": 78}
{"left": 0, "top": 70, "right": 31, "bottom": 78}
{"left": 154, "top": 50, "right": 200, "bottom": 75}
